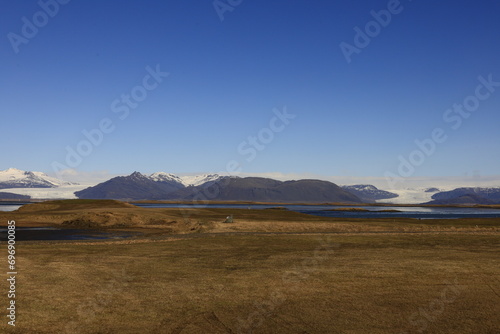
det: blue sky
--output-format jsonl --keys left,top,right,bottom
{"left": 1, "top": 0, "right": 499, "bottom": 181}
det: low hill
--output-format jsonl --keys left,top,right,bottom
{"left": 17, "top": 199, "right": 136, "bottom": 212}
{"left": 0, "top": 192, "right": 30, "bottom": 200}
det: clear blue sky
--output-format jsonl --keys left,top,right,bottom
{"left": 1, "top": 0, "right": 499, "bottom": 179}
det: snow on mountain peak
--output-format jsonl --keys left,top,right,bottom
{"left": 148, "top": 172, "right": 223, "bottom": 187}
{"left": 6, "top": 168, "right": 22, "bottom": 172}
{"left": 346, "top": 184, "right": 377, "bottom": 191}
{"left": 149, "top": 172, "right": 183, "bottom": 184}
{"left": 2, "top": 168, "right": 28, "bottom": 178}
{"left": 178, "top": 174, "right": 223, "bottom": 187}
{"left": 0, "top": 168, "right": 76, "bottom": 188}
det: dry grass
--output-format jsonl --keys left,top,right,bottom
{"left": 2, "top": 200, "right": 499, "bottom": 234}
{"left": 0, "top": 200, "right": 499, "bottom": 333}
{"left": 1, "top": 233, "right": 499, "bottom": 333}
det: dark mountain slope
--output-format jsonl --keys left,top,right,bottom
{"left": 75, "top": 172, "right": 180, "bottom": 200}
{"left": 431, "top": 187, "right": 500, "bottom": 203}
{"left": 425, "top": 193, "right": 495, "bottom": 205}
{"left": 0, "top": 192, "right": 30, "bottom": 200}
{"left": 341, "top": 185, "right": 398, "bottom": 202}
{"left": 166, "top": 177, "right": 362, "bottom": 203}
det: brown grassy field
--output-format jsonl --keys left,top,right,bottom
{"left": 1, "top": 200, "right": 499, "bottom": 333}
{"left": 2, "top": 199, "right": 499, "bottom": 234}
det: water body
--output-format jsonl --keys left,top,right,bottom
{"left": 299, "top": 207, "right": 500, "bottom": 219}
{"left": 134, "top": 203, "right": 500, "bottom": 219}
{"left": 0, "top": 227, "right": 139, "bottom": 241}
{"left": 0, "top": 205, "right": 22, "bottom": 212}
{"left": 5, "top": 202, "right": 500, "bottom": 218}
{"left": 3, "top": 202, "right": 500, "bottom": 219}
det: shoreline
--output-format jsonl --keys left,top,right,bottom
{"left": 2, "top": 199, "right": 500, "bottom": 210}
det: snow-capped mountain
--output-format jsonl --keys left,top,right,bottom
{"left": 177, "top": 174, "right": 224, "bottom": 187}
{"left": 430, "top": 187, "right": 500, "bottom": 204}
{"left": 342, "top": 184, "right": 398, "bottom": 202}
{"left": 0, "top": 169, "right": 225, "bottom": 200}
{"left": 75, "top": 172, "right": 227, "bottom": 200}
{"left": 0, "top": 168, "right": 76, "bottom": 189}
{"left": 148, "top": 172, "right": 223, "bottom": 187}
{"left": 149, "top": 172, "right": 184, "bottom": 185}
{"left": 76, "top": 173, "right": 362, "bottom": 202}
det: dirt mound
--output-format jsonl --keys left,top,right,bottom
{"left": 17, "top": 199, "right": 136, "bottom": 212}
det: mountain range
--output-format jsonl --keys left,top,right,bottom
{"left": 75, "top": 172, "right": 184, "bottom": 200}
{"left": 2, "top": 168, "right": 500, "bottom": 205}
{"left": 0, "top": 168, "right": 75, "bottom": 189}
{"left": 165, "top": 177, "right": 363, "bottom": 203}
{"left": 74, "top": 172, "right": 227, "bottom": 200}
{"left": 75, "top": 172, "right": 363, "bottom": 203}
{"left": 149, "top": 172, "right": 223, "bottom": 187}
{"left": 71, "top": 174, "right": 500, "bottom": 204}
{"left": 425, "top": 187, "right": 500, "bottom": 205}
{"left": 341, "top": 185, "right": 398, "bottom": 202}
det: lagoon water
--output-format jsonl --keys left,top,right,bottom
{"left": 133, "top": 203, "right": 500, "bottom": 219}
{"left": 0, "top": 204, "right": 24, "bottom": 212}
{"left": 3, "top": 202, "right": 500, "bottom": 226}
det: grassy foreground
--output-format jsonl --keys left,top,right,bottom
{"left": 1, "top": 233, "right": 498, "bottom": 333}
{"left": 0, "top": 200, "right": 499, "bottom": 333}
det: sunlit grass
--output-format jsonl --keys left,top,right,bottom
{"left": 2, "top": 233, "right": 498, "bottom": 333}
